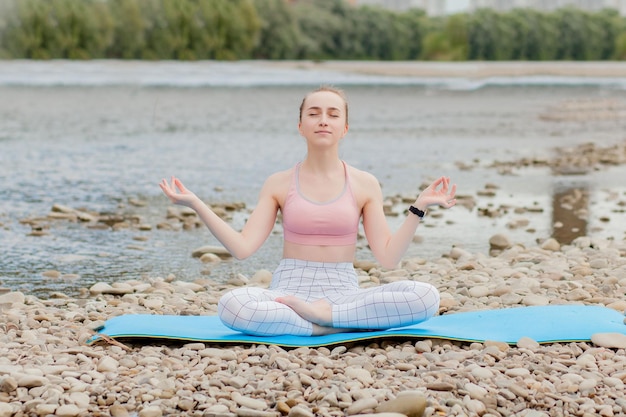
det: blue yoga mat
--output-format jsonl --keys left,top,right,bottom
{"left": 88, "top": 305, "right": 626, "bottom": 347}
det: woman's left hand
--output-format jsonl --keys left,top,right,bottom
{"left": 415, "top": 176, "right": 457, "bottom": 210}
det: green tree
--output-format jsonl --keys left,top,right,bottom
{"left": 553, "top": 7, "right": 599, "bottom": 60}
{"left": 220, "top": 0, "right": 260, "bottom": 59}
{"left": 147, "top": 0, "right": 197, "bottom": 60}
{"left": 613, "top": 12, "right": 626, "bottom": 60}
{"left": 592, "top": 8, "right": 621, "bottom": 60}
{"left": 467, "top": 8, "right": 517, "bottom": 60}
{"left": 443, "top": 13, "right": 469, "bottom": 60}
{"left": 52, "top": 0, "right": 113, "bottom": 59}
{"left": 362, "top": 7, "right": 426, "bottom": 60}
{"left": 3, "top": 0, "right": 115, "bottom": 59}
{"left": 504, "top": 9, "right": 557, "bottom": 60}
{"left": 292, "top": 0, "right": 344, "bottom": 59}
{"left": 397, "top": 8, "right": 427, "bottom": 60}
{"left": 107, "top": 0, "right": 148, "bottom": 59}
{"left": 1, "top": 0, "right": 55, "bottom": 59}
{"left": 251, "top": 0, "right": 299, "bottom": 59}
{"left": 351, "top": 6, "right": 397, "bottom": 59}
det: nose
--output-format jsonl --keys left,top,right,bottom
{"left": 319, "top": 114, "right": 328, "bottom": 125}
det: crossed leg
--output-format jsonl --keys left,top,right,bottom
{"left": 218, "top": 280, "right": 440, "bottom": 336}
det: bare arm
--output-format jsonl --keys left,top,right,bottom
{"left": 362, "top": 176, "right": 456, "bottom": 269}
{"left": 159, "top": 176, "right": 279, "bottom": 260}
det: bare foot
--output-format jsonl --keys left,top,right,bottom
{"left": 276, "top": 296, "right": 333, "bottom": 327}
{"left": 311, "top": 323, "right": 358, "bottom": 336}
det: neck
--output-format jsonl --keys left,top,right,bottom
{"left": 301, "top": 153, "right": 342, "bottom": 174}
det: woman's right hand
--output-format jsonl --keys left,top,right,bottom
{"left": 159, "top": 177, "right": 200, "bottom": 208}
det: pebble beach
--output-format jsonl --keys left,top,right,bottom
{"left": 2, "top": 145, "right": 626, "bottom": 417}
{"left": 1, "top": 61, "right": 626, "bottom": 417}
{"left": 1, "top": 233, "right": 626, "bottom": 417}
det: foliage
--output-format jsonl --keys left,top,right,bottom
{"left": 252, "top": 0, "right": 302, "bottom": 59}
{"left": 422, "top": 14, "right": 467, "bottom": 60}
{"left": 0, "top": 0, "right": 113, "bottom": 59}
{"left": 0, "top": 0, "right": 624, "bottom": 61}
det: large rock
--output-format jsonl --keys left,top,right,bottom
{"left": 489, "top": 234, "right": 512, "bottom": 250}
{"left": 191, "top": 245, "right": 232, "bottom": 258}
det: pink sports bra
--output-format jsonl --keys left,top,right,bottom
{"left": 282, "top": 161, "right": 360, "bottom": 246}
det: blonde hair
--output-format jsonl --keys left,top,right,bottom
{"left": 299, "top": 86, "right": 349, "bottom": 124}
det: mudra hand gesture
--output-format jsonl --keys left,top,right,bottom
{"left": 159, "top": 177, "right": 200, "bottom": 208}
{"left": 415, "top": 176, "right": 457, "bottom": 211}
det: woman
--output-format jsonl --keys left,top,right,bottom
{"left": 160, "top": 86, "right": 457, "bottom": 336}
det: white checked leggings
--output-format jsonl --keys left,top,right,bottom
{"left": 217, "top": 259, "right": 440, "bottom": 336}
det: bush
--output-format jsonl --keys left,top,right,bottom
{"left": 0, "top": 0, "right": 624, "bottom": 61}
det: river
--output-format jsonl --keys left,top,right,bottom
{"left": 1, "top": 60, "right": 625, "bottom": 297}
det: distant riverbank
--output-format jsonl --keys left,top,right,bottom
{"left": 262, "top": 60, "right": 626, "bottom": 78}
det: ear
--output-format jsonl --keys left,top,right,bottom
{"left": 298, "top": 121, "right": 304, "bottom": 137}
{"left": 342, "top": 123, "right": 349, "bottom": 137}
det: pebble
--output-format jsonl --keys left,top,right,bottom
{"left": 55, "top": 404, "right": 81, "bottom": 417}
{"left": 352, "top": 414, "right": 407, "bottom": 417}
{"left": 346, "top": 397, "right": 378, "bottom": 415}
{"left": 0, "top": 403, "right": 13, "bottom": 417}
{"left": 591, "top": 332, "right": 626, "bottom": 349}
{"left": 375, "top": 391, "right": 428, "bottom": 417}
{"left": 232, "top": 392, "right": 267, "bottom": 410}
{"left": 109, "top": 404, "right": 130, "bottom": 417}
{"left": 138, "top": 406, "right": 162, "bottom": 417}
{"left": 287, "top": 405, "right": 313, "bottom": 417}
{"left": 489, "top": 233, "right": 512, "bottom": 250}
{"left": 517, "top": 336, "right": 540, "bottom": 350}
{"left": 540, "top": 238, "right": 560, "bottom": 251}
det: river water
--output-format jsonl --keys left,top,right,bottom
{"left": 1, "top": 61, "right": 625, "bottom": 297}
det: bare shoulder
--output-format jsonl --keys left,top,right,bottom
{"left": 264, "top": 167, "right": 292, "bottom": 188}
{"left": 346, "top": 164, "right": 382, "bottom": 204}
{"left": 347, "top": 164, "right": 381, "bottom": 189}
{"left": 261, "top": 167, "right": 293, "bottom": 203}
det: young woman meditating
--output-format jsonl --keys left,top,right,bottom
{"left": 160, "top": 86, "right": 457, "bottom": 336}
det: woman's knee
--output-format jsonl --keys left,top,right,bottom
{"left": 218, "top": 287, "right": 278, "bottom": 324}
{"left": 402, "top": 281, "right": 440, "bottom": 316}
{"left": 395, "top": 280, "right": 440, "bottom": 299}
{"left": 218, "top": 288, "right": 257, "bottom": 323}
{"left": 418, "top": 282, "right": 440, "bottom": 317}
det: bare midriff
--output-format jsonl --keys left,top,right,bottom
{"left": 283, "top": 241, "right": 357, "bottom": 263}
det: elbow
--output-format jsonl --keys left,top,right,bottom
{"left": 230, "top": 250, "right": 250, "bottom": 261}
{"left": 372, "top": 250, "right": 401, "bottom": 270}
{"left": 229, "top": 245, "right": 255, "bottom": 261}
{"left": 377, "top": 255, "right": 400, "bottom": 270}
{"left": 223, "top": 237, "right": 266, "bottom": 260}
{"left": 380, "top": 260, "right": 399, "bottom": 270}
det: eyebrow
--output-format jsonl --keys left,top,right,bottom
{"left": 306, "top": 106, "right": 342, "bottom": 112}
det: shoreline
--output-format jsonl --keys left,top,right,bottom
{"left": 259, "top": 60, "right": 626, "bottom": 78}
{"left": 1, "top": 60, "right": 626, "bottom": 88}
